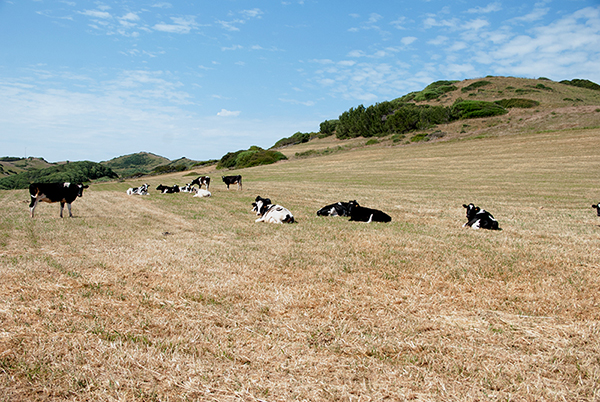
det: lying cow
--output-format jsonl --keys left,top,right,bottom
{"left": 127, "top": 183, "right": 149, "bottom": 195}
{"left": 592, "top": 203, "right": 600, "bottom": 216}
{"left": 156, "top": 184, "right": 180, "bottom": 194}
{"left": 179, "top": 183, "right": 194, "bottom": 193}
{"left": 347, "top": 200, "right": 391, "bottom": 223}
{"left": 252, "top": 195, "right": 294, "bottom": 224}
{"left": 222, "top": 175, "right": 242, "bottom": 190}
{"left": 191, "top": 176, "right": 210, "bottom": 190}
{"left": 29, "top": 182, "right": 89, "bottom": 218}
{"left": 317, "top": 201, "right": 352, "bottom": 217}
{"left": 193, "top": 188, "right": 212, "bottom": 198}
{"left": 462, "top": 203, "right": 500, "bottom": 230}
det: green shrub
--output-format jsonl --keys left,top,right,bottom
{"left": 461, "top": 80, "right": 492, "bottom": 92}
{"left": 413, "top": 81, "right": 458, "bottom": 101}
{"left": 271, "top": 132, "right": 313, "bottom": 149}
{"left": 217, "top": 147, "right": 287, "bottom": 169}
{"left": 451, "top": 100, "right": 508, "bottom": 119}
{"left": 410, "top": 133, "right": 428, "bottom": 142}
{"left": 365, "top": 139, "right": 379, "bottom": 146}
{"left": 494, "top": 98, "right": 539, "bottom": 108}
{"left": 560, "top": 79, "right": 600, "bottom": 91}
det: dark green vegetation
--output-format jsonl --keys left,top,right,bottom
{"left": 560, "top": 78, "right": 600, "bottom": 91}
{"left": 217, "top": 146, "right": 287, "bottom": 170}
{"left": 0, "top": 157, "right": 55, "bottom": 176}
{"left": 0, "top": 161, "right": 118, "bottom": 190}
{"left": 271, "top": 131, "right": 315, "bottom": 149}
{"left": 101, "top": 152, "right": 170, "bottom": 177}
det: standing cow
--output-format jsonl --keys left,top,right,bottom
{"left": 592, "top": 203, "right": 600, "bottom": 216}
{"left": 29, "top": 182, "right": 89, "bottom": 218}
{"left": 222, "top": 175, "right": 242, "bottom": 190}
{"left": 191, "top": 176, "right": 210, "bottom": 190}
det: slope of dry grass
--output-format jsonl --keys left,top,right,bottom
{"left": 1, "top": 127, "right": 600, "bottom": 401}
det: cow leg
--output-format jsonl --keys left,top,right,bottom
{"left": 66, "top": 203, "right": 73, "bottom": 217}
{"left": 60, "top": 202, "right": 65, "bottom": 218}
{"left": 29, "top": 196, "right": 38, "bottom": 218}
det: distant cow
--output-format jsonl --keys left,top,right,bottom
{"left": 462, "top": 203, "right": 500, "bottom": 230}
{"left": 347, "top": 200, "right": 391, "bottom": 223}
{"left": 252, "top": 195, "right": 294, "bottom": 224}
{"left": 317, "top": 201, "right": 352, "bottom": 217}
{"left": 156, "top": 184, "right": 180, "bottom": 194}
{"left": 127, "top": 183, "right": 149, "bottom": 195}
{"left": 179, "top": 183, "right": 194, "bottom": 193}
{"left": 222, "top": 175, "right": 242, "bottom": 190}
{"left": 193, "top": 188, "right": 212, "bottom": 198}
{"left": 191, "top": 176, "right": 210, "bottom": 190}
{"left": 29, "top": 182, "right": 89, "bottom": 218}
{"left": 592, "top": 203, "right": 600, "bottom": 216}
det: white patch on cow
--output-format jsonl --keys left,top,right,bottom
{"left": 193, "top": 189, "right": 211, "bottom": 197}
{"left": 472, "top": 219, "right": 481, "bottom": 229}
{"left": 64, "top": 183, "right": 70, "bottom": 187}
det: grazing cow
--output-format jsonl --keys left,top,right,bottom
{"left": 29, "top": 182, "right": 89, "bottom": 218}
{"left": 191, "top": 176, "right": 210, "bottom": 190}
{"left": 252, "top": 195, "right": 294, "bottom": 224}
{"left": 317, "top": 201, "right": 352, "bottom": 217}
{"left": 193, "top": 189, "right": 212, "bottom": 198}
{"left": 156, "top": 184, "right": 180, "bottom": 194}
{"left": 222, "top": 175, "right": 242, "bottom": 190}
{"left": 592, "top": 203, "right": 600, "bottom": 216}
{"left": 462, "top": 203, "right": 500, "bottom": 230}
{"left": 127, "top": 183, "right": 149, "bottom": 195}
{"left": 347, "top": 200, "right": 391, "bottom": 223}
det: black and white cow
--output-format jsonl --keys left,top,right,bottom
{"left": 317, "top": 201, "right": 352, "bottom": 217}
{"left": 179, "top": 183, "right": 194, "bottom": 193}
{"left": 127, "top": 183, "right": 149, "bottom": 195}
{"left": 347, "top": 200, "right": 391, "bottom": 223}
{"left": 29, "top": 182, "right": 89, "bottom": 218}
{"left": 462, "top": 203, "right": 500, "bottom": 230}
{"left": 222, "top": 175, "right": 242, "bottom": 190}
{"left": 156, "top": 184, "right": 180, "bottom": 194}
{"left": 252, "top": 195, "right": 294, "bottom": 224}
{"left": 191, "top": 176, "right": 210, "bottom": 190}
{"left": 592, "top": 203, "right": 600, "bottom": 216}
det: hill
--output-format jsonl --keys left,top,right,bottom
{"left": 273, "top": 76, "right": 600, "bottom": 158}
{"left": 100, "top": 152, "right": 171, "bottom": 177}
{"left": 0, "top": 157, "right": 55, "bottom": 176}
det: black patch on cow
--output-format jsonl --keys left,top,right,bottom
{"left": 317, "top": 201, "right": 353, "bottom": 217}
{"left": 347, "top": 200, "right": 391, "bottom": 223}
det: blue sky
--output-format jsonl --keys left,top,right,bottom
{"left": 1, "top": 0, "right": 599, "bottom": 163}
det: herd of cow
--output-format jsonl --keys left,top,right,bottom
{"left": 26, "top": 177, "right": 600, "bottom": 228}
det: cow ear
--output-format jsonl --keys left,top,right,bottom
{"left": 462, "top": 204, "right": 468, "bottom": 208}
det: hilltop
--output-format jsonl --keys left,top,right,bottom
{"left": 273, "top": 76, "right": 600, "bottom": 158}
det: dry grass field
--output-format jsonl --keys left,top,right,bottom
{"left": 2, "top": 124, "right": 600, "bottom": 400}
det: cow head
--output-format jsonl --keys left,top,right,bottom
{"left": 593, "top": 204, "right": 600, "bottom": 216}
{"left": 77, "top": 184, "right": 89, "bottom": 197}
{"left": 252, "top": 196, "right": 272, "bottom": 216}
{"left": 347, "top": 200, "right": 360, "bottom": 213}
{"left": 463, "top": 203, "right": 481, "bottom": 220}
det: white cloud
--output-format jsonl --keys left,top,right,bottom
{"left": 467, "top": 3, "right": 502, "bottom": 14}
{"left": 79, "top": 9, "right": 112, "bottom": 19}
{"left": 401, "top": 36, "right": 418, "bottom": 45}
{"left": 217, "top": 109, "right": 241, "bottom": 117}
{"left": 120, "top": 12, "right": 140, "bottom": 22}
{"left": 153, "top": 16, "right": 197, "bottom": 34}
{"left": 240, "top": 8, "right": 263, "bottom": 19}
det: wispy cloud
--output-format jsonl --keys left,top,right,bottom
{"left": 217, "top": 109, "right": 241, "bottom": 117}
{"left": 153, "top": 16, "right": 198, "bottom": 34}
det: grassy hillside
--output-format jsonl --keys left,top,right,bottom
{"left": 0, "top": 157, "right": 55, "bottom": 176}
{"left": 101, "top": 152, "right": 171, "bottom": 177}
{"left": 278, "top": 76, "right": 600, "bottom": 158}
{"left": 1, "top": 122, "right": 599, "bottom": 400}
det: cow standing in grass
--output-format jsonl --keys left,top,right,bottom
{"left": 191, "top": 176, "right": 210, "bottom": 191}
{"left": 29, "top": 182, "right": 89, "bottom": 218}
{"left": 222, "top": 175, "right": 242, "bottom": 190}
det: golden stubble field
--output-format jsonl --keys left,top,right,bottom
{"left": 1, "top": 128, "right": 600, "bottom": 401}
